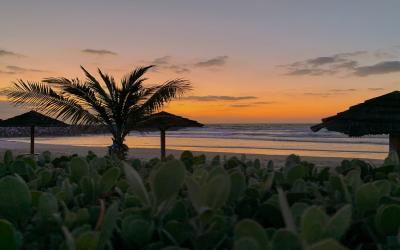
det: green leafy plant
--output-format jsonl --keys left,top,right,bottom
{"left": 0, "top": 151, "right": 398, "bottom": 249}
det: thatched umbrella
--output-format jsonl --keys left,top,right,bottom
{"left": 134, "top": 111, "right": 204, "bottom": 160}
{"left": 311, "top": 91, "right": 400, "bottom": 158}
{"left": 0, "top": 110, "right": 68, "bottom": 154}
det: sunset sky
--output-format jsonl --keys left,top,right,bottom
{"left": 1, "top": 0, "right": 400, "bottom": 123}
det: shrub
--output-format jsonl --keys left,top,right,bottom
{"left": 0, "top": 150, "right": 398, "bottom": 249}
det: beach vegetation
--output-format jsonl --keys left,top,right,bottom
{"left": 0, "top": 150, "right": 400, "bottom": 249}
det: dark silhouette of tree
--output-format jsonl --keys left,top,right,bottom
{"left": 2, "top": 65, "right": 191, "bottom": 159}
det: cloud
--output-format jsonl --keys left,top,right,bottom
{"left": 303, "top": 92, "right": 333, "bottom": 98}
{"left": 229, "top": 101, "right": 276, "bottom": 108}
{"left": 337, "top": 51, "right": 369, "bottom": 58}
{"left": 354, "top": 61, "right": 400, "bottom": 76}
{"left": 281, "top": 49, "right": 400, "bottom": 77}
{"left": 0, "top": 65, "right": 46, "bottom": 75}
{"left": 149, "top": 56, "right": 191, "bottom": 74}
{"left": 371, "top": 46, "right": 400, "bottom": 59}
{"left": 167, "top": 65, "right": 190, "bottom": 74}
{"left": 332, "top": 61, "right": 358, "bottom": 69}
{"left": 303, "top": 87, "right": 362, "bottom": 97}
{"left": 302, "top": 88, "right": 362, "bottom": 97}
{"left": 0, "top": 70, "right": 16, "bottom": 75}
{"left": 253, "top": 101, "right": 276, "bottom": 105}
{"left": 148, "top": 55, "right": 229, "bottom": 74}
{"left": 151, "top": 56, "right": 171, "bottom": 65}
{"left": 374, "top": 50, "right": 397, "bottom": 59}
{"left": 307, "top": 56, "right": 343, "bottom": 66}
{"left": 282, "top": 52, "right": 360, "bottom": 76}
{"left": 230, "top": 104, "right": 254, "bottom": 108}
{"left": 299, "top": 87, "right": 387, "bottom": 98}
{"left": 6, "top": 65, "right": 46, "bottom": 73}
{"left": 182, "top": 95, "right": 257, "bottom": 101}
{"left": 286, "top": 68, "right": 335, "bottom": 76}
{"left": 0, "top": 49, "right": 24, "bottom": 57}
{"left": 195, "top": 56, "right": 228, "bottom": 67}
{"left": 330, "top": 88, "right": 357, "bottom": 92}
{"left": 81, "top": 49, "right": 117, "bottom": 56}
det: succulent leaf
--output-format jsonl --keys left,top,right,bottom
{"left": 99, "top": 167, "right": 120, "bottom": 194}
{"left": 97, "top": 202, "right": 119, "bottom": 250}
{"left": 375, "top": 204, "right": 400, "bottom": 236}
{"left": 229, "top": 169, "right": 246, "bottom": 202}
{"left": 300, "top": 206, "right": 328, "bottom": 244}
{"left": 151, "top": 160, "right": 185, "bottom": 207}
{"left": 122, "top": 163, "right": 150, "bottom": 206}
{"left": 355, "top": 183, "right": 380, "bottom": 214}
{"left": 0, "top": 175, "right": 32, "bottom": 224}
{"left": 69, "top": 157, "right": 89, "bottom": 182}
{"left": 323, "top": 205, "right": 352, "bottom": 240}
{"left": 307, "top": 239, "right": 347, "bottom": 250}
{"left": 75, "top": 231, "right": 99, "bottom": 250}
{"left": 121, "top": 216, "right": 154, "bottom": 247}
{"left": 272, "top": 229, "right": 303, "bottom": 250}
{"left": 203, "top": 170, "right": 231, "bottom": 210}
{"left": 38, "top": 193, "right": 58, "bottom": 220}
{"left": 234, "top": 219, "right": 268, "bottom": 250}
{"left": 0, "top": 219, "right": 18, "bottom": 250}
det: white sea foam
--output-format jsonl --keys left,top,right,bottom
{"left": 8, "top": 124, "right": 389, "bottom": 159}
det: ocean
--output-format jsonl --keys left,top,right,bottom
{"left": 10, "top": 124, "right": 388, "bottom": 159}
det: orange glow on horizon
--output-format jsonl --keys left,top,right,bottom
{"left": 0, "top": 55, "right": 396, "bottom": 123}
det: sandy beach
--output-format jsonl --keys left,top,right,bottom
{"left": 0, "top": 139, "right": 384, "bottom": 167}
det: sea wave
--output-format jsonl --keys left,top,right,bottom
{"left": 132, "top": 143, "right": 387, "bottom": 154}
{"left": 7, "top": 123, "right": 389, "bottom": 159}
{"left": 127, "top": 124, "right": 388, "bottom": 145}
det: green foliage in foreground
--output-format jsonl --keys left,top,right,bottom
{"left": 0, "top": 150, "right": 400, "bottom": 249}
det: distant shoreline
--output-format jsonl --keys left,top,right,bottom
{"left": 0, "top": 125, "right": 109, "bottom": 137}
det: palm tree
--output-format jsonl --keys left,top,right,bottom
{"left": 2, "top": 65, "right": 191, "bottom": 159}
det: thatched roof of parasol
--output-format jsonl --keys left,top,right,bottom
{"left": 311, "top": 91, "right": 400, "bottom": 136}
{"left": 0, "top": 110, "right": 68, "bottom": 127}
{"left": 133, "top": 111, "right": 203, "bottom": 131}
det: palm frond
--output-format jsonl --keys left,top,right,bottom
{"left": 2, "top": 65, "right": 192, "bottom": 142}
{"left": 107, "top": 66, "right": 155, "bottom": 131}
{"left": 137, "top": 79, "right": 192, "bottom": 115}
{"left": 1, "top": 80, "right": 99, "bottom": 124}
{"left": 97, "top": 69, "right": 118, "bottom": 102}
{"left": 121, "top": 65, "right": 154, "bottom": 91}
{"left": 80, "top": 66, "right": 112, "bottom": 105}
{"left": 42, "top": 77, "right": 116, "bottom": 129}
{"left": 118, "top": 66, "right": 154, "bottom": 115}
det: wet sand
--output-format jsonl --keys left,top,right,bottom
{"left": 0, "top": 139, "right": 384, "bottom": 167}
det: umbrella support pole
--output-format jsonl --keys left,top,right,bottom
{"left": 30, "top": 126, "right": 35, "bottom": 155}
{"left": 389, "top": 134, "right": 400, "bottom": 162}
{"left": 161, "top": 129, "right": 166, "bottom": 161}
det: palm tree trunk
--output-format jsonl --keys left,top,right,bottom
{"left": 108, "top": 135, "right": 128, "bottom": 160}
{"left": 30, "top": 126, "right": 35, "bottom": 155}
{"left": 389, "top": 134, "right": 400, "bottom": 163}
{"left": 160, "top": 129, "right": 166, "bottom": 161}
